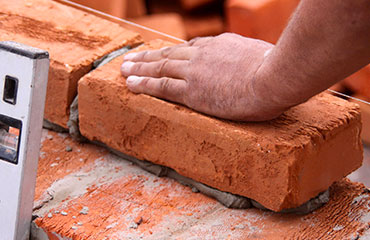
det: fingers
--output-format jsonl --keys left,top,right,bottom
{"left": 124, "top": 46, "right": 196, "bottom": 62}
{"left": 121, "top": 59, "right": 188, "bottom": 79}
{"left": 126, "top": 76, "right": 187, "bottom": 104}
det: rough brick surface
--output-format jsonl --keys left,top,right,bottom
{"left": 226, "top": 0, "right": 299, "bottom": 43}
{"left": 78, "top": 39, "right": 363, "bottom": 211}
{"left": 344, "top": 65, "right": 370, "bottom": 99}
{"left": 33, "top": 130, "right": 370, "bottom": 239}
{"left": 0, "top": 0, "right": 142, "bottom": 128}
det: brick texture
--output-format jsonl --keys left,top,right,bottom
{"left": 33, "top": 130, "right": 370, "bottom": 239}
{"left": 226, "top": 0, "right": 299, "bottom": 43}
{"left": 0, "top": 0, "right": 142, "bottom": 128}
{"left": 78, "top": 39, "right": 363, "bottom": 212}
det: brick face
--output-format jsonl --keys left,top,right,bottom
{"left": 78, "top": 39, "right": 363, "bottom": 212}
{"left": 0, "top": 0, "right": 142, "bottom": 128}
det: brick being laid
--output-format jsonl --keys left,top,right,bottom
{"left": 78, "top": 39, "right": 363, "bottom": 212}
{"left": 226, "top": 0, "right": 300, "bottom": 43}
{"left": 0, "top": 0, "right": 142, "bottom": 128}
{"left": 33, "top": 129, "right": 370, "bottom": 239}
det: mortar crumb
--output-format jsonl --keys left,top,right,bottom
{"left": 77, "top": 222, "right": 83, "bottom": 226}
{"left": 129, "top": 222, "right": 138, "bottom": 229}
{"left": 47, "top": 213, "right": 53, "bottom": 218}
{"left": 65, "top": 146, "right": 72, "bottom": 152}
{"left": 61, "top": 211, "right": 68, "bottom": 216}
{"left": 71, "top": 226, "right": 78, "bottom": 230}
{"left": 80, "top": 206, "right": 89, "bottom": 215}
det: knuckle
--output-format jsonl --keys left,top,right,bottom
{"left": 159, "top": 77, "right": 171, "bottom": 93}
{"left": 160, "top": 47, "right": 172, "bottom": 58}
{"left": 188, "top": 37, "right": 201, "bottom": 45}
{"left": 131, "top": 63, "right": 142, "bottom": 73}
{"left": 140, "top": 51, "right": 149, "bottom": 60}
{"left": 140, "top": 77, "right": 150, "bottom": 86}
{"left": 157, "top": 59, "right": 169, "bottom": 76}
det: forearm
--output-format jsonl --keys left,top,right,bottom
{"left": 254, "top": 0, "right": 370, "bottom": 109}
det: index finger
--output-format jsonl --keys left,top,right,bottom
{"left": 123, "top": 46, "right": 196, "bottom": 62}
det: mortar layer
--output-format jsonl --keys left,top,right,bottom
{"left": 34, "top": 130, "right": 370, "bottom": 239}
{"left": 78, "top": 39, "right": 363, "bottom": 212}
{"left": 0, "top": 0, "right": 142, "bottom": 127}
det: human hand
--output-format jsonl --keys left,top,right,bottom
{"left": 121, "top": 33, "right": 287, "bottom": 121}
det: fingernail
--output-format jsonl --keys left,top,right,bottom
{"left": 123, "top": 53, "right": 138, "bottom": 61}
{"left": 121, "top": 61, "right": 135, "bottom": 74}
{"left": 126, "top": 76, "right": 143, "bottom": 86}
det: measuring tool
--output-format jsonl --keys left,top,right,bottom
{"left": 0, "top": 41, "right": 49, "bottom": 240}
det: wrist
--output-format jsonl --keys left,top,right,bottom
{"left": 249, "top": 49, "right": 296, "bottom": 119}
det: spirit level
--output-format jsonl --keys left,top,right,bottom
{"left": 0, "top": 41, "right": 49, "bottom": 240}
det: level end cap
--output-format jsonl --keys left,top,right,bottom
{"left": 0, "top": 41, "right": 49, "bottom": 59}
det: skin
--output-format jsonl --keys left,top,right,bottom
{"left": 121, "top": 0, "right": 370, "bottom": 121}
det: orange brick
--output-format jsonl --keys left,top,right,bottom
{"left": 343, "top": 65, "right": 370, "bottom": 99}
{"left": 131, "top": 13, "right": 187, "bottom": 40}
{"left": 78, "top": 39, "right": 363, "bottom": 212}
{"left": 33, "top": 130, "right": 370, "bottom": 239}
{"left": 226, "top": 0, "right": 299, "bottom": 43}
{"left": 0, "top": 0, "right": 142, "bottom": 128}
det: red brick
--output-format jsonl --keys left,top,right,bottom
{"left": 78, "top": 39, "right": 363, "bottom": 212}
{"left": 33, "top": 130, "right": 370, "bottom": 239}
{"left": 131, "top": 13, "right": 187, "bottom": 40}
{"left": 226, "top": 0, "right": 299, "bottom": 43}
{"left": 344, "top": 65, "right": 370, "bottom": 99}
{"left": 0, "top": 0, "right": 142, "bottom": 128}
